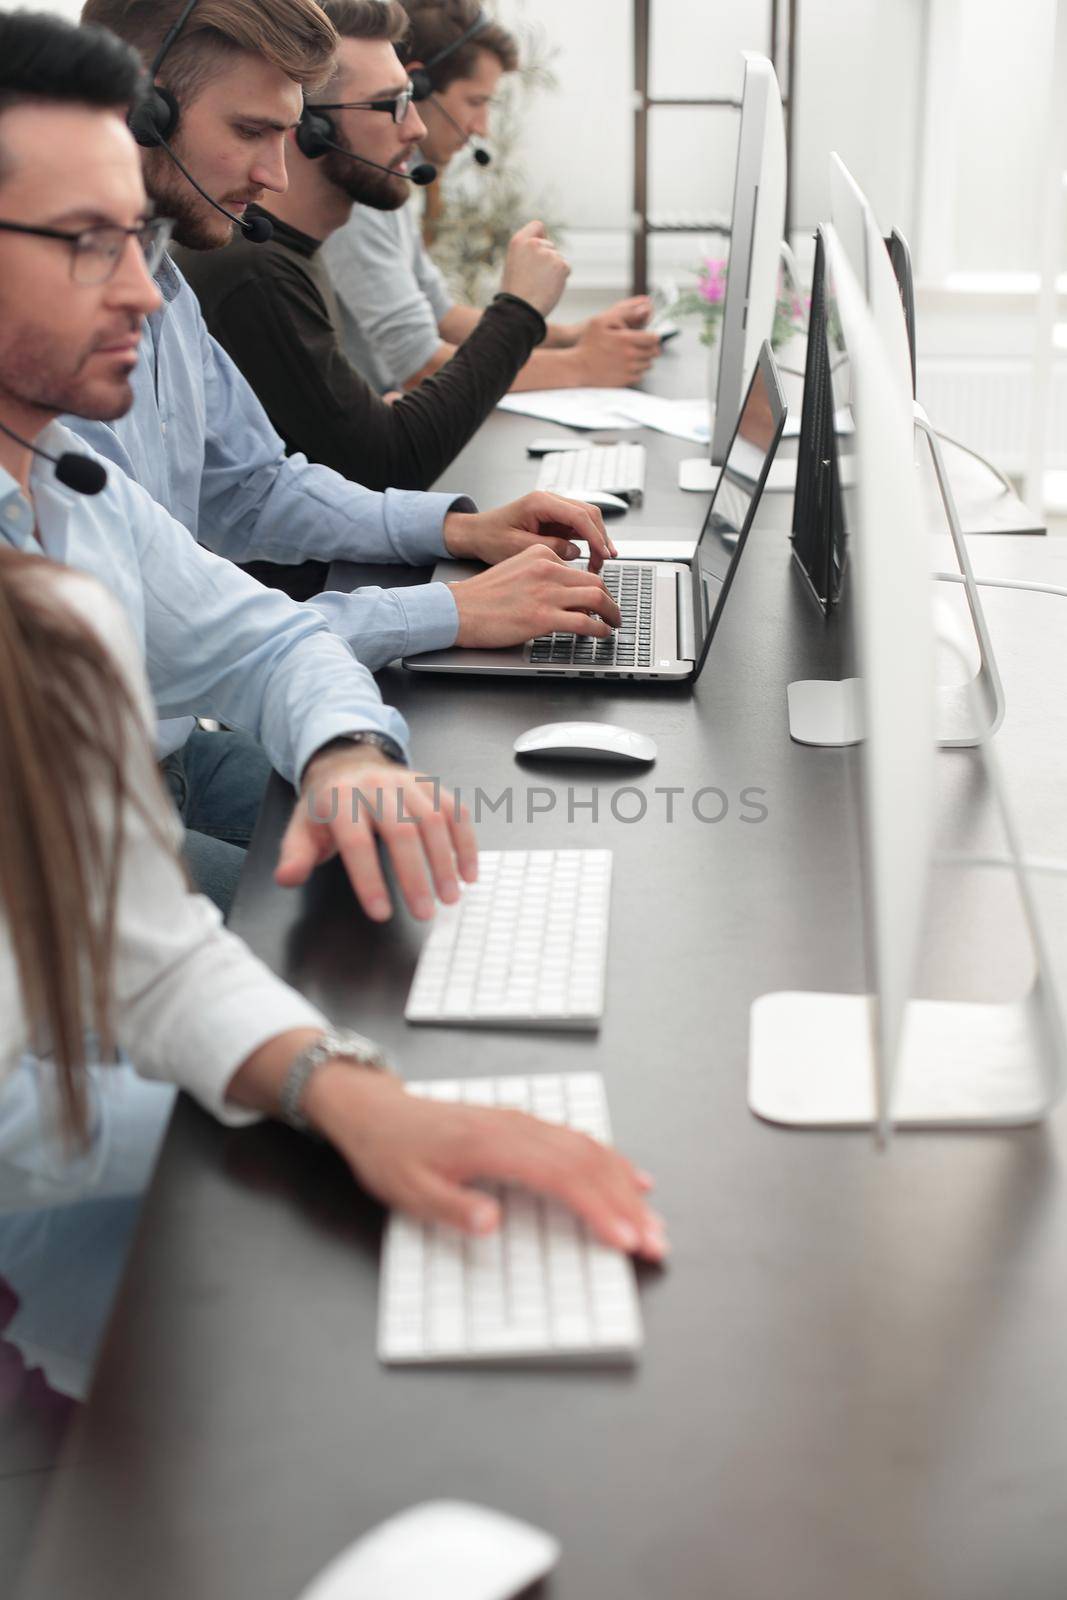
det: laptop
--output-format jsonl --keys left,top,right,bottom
{"left": 404, "top": 342, "right": 787, "bottom": 684}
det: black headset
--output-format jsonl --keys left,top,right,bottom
{"left": 296, "top": 103, "right": 436, "bottom": 186}
{"left": 408, "top": 5, "right": 490, "bottom": 102}
{"left": 127, "top": 0, "right": 200, "bottom": 148}
{"left": 295, "top": 104, "right": 337, "bottom": 161}
{"left": 126, "top": 0, "right": 274, "bottom": 240}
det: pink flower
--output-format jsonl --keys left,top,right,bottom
{"left": 697, "top": 258, "right": 727, "bottom": 305}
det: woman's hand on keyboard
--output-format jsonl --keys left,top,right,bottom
{"left": 448, "top": 545, "right": 621, "bottom": 648}
{"left": 444, "top": 492, "right": 616, "bottom": 572}
{"left": 302, "top": 1067, "right": 669, "bottom": 1262}
{"left": 278, "top": 746, "right": 478, "bottom": 923}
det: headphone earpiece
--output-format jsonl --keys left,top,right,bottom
{"left": 296, "top": 107, "right": 337, "bottom": 161}
{"left": 128, "top": 84, "right": 181, "bottom": 148}
{"left": 407, "top": 8, "right": 490, "bottom": 104}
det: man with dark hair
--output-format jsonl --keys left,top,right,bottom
{"left": 0, "top": 7, "right": 475, "bottom": 929}
{"left": 323, "top": 0, "right": 662, "bottom": 394}
{"left": 175, "top": 0, "right": 576, "bottom": 492}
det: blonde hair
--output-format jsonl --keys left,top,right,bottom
{"left": 80, "top": 0, "right": 339, "bottom": 100}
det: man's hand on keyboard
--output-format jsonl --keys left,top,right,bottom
{"left": 444, "top": 491, "right": 616, "bottom": 572}
{"left": 277, "top": 746, "right": 478, "bottom": 923}
{"left": 448, "top": 544, "right": 621, "bottom": 649}
{"left": 301, "top": 1067, "right": 668, "bottom": 1262}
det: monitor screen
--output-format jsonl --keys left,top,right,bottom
{"left": 690, "top": 341, "right": 787, "bottom": 677}
{"left": 710, "top": 54, "right": 787, "bottom": 466}
{"left": 790, "top": 228, "right": 848, "bottom": 614}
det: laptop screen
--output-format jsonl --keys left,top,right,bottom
{"left": 689, "top": 341, "right": 787, "bottom": 678}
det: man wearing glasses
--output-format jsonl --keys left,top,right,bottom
{"left": 0, "top": 8, "right": 483, "bottom": 934}
{"left": 322, "top": 0, "right": 662, "bottom": 396}
{"left": 69, "top": 0, "right": 619, "bottom": 912}
{"left": 176, "top": 0, "right": 574, "bottom": 507}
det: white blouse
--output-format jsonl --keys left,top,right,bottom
{"left": 0, "top": 569, "right": 327, "bottom": 1135}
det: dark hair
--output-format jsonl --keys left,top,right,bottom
{"left": 81, "top": 0, "right": 339, "bottom": 104}
{"left": 0, "top": 10, "right": 143, "bottom": 179}
{"left": 399, "top": 0, "right": 518, "bottom": 91}
{"left": 320, "top": 0, "right": 410, "bottom": 46}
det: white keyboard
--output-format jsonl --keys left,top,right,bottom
{"left": 537, "top": 443, "right": 646, "bottom": 505}
{"left": 378, "top": 1073, "right": 643, "bottom": 1364}
{"left": 405, "top": 849, "right": 612, "bottom": 1028}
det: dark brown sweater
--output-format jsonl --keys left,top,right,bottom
{"left": 175, "top": 206, "right": 546, "bottom": 495}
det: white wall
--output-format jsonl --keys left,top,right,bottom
{"left": 495, "top": 0, "right": 925, "bottom": 286}
{"left": 5, "top": 0, "right": 1056, "bottom": 291}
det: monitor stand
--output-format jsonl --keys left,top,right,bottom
{"left": 786, "top": 409, "right": 1005, "bottom": 750}
{"left": 786, "top": 674, "right": 1002, "bottom": 749}
{"left": 749, "top": 986, "right": 1059, "bottom": 1128}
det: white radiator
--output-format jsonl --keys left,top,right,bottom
{"left": 916, "top": 358, "right": 1067, "bottom": 474}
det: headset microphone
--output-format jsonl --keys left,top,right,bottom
{"left": 0, "top": 418, "right": 107, "bottom": 495}
{"left": 427, "top": 94, "right": 491, "bottom": 167}
{"left": 127, "top": 0, "right": 271, "bottom": 242}
{"left": 155, "top": 133, "right": 274, "bottom": 241}
{"left": 296, "top": 112, "right": 436, "bottom": 185}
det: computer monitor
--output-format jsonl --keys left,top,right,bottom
{"left": 754, "top": 226, "right": 1062, "bottom": 1130}
{"left": 680, "top": 54, "right": 787, "bottom": 489}
{"left": 886, "top": 228, "right": 917, "bottom": 394}
{"left": 790, "top": 228, "right": 847, "bottom": 615}
{"left": 825, "top": 151, "right": 1005, "bottom": 748}
{"left": 828, "top": 153, "right": 914, "bottom": 415}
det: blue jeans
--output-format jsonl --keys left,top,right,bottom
{"left": 0, "top": 1060, "right": 174, "bottom": 1400}
{"left": 0, "top": 732, "right": 271, "bottom": 1401}
{"left": 160, "top": 726, "right": 273, "bottom": 918}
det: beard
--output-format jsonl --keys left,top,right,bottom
{"left": 319, "top": 141, "right": 410, "bottom": 211}
{"left": 142, "top": 145, "right": 238, "bottom": 251}
{"left": 0, "top": 318, "right": 139, "bottom": 425}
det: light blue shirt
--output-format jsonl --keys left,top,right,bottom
{"left": 66, "top": 256, "right": 462, "bottom": 680}
{"left": 0, "top": 423, "right": 411, "bottom": 782}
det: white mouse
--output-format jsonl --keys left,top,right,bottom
{"left": 296, "top": 1500, "right": 560, "bottom": 1600}
{"left": 514, "top": 721, "right": 657, "bottom": 765}
{"left": 556, "top": 489, "right": 630, "bottom": 517}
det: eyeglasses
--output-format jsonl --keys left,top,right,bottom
{"left": 0, "top": 215, "right": 174, "bottom": 286}
{"left": 311, "top": 81, "right": 415, "bottom": 126}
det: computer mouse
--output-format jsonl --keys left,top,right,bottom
{"left": 514, "top": 721, "right": 657, "bottom": 765}
{"left": 556, "top": 490, "right": 630, "bottom": 518}
{"left": 526, "top": 435, "right": 593, "bottom": 457}
{"left": 296, "top": 1500, "right": 560, "bottom": 1600}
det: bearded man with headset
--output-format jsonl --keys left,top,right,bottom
{"left": 68, "top": 0, "right": 621, "bottom": 910}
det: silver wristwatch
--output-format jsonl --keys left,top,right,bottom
{"left": 279, "top": 1026, "right": 390, "bottom": 1134}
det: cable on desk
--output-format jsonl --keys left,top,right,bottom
{"left": 925, "top": 427, "right": 1016, "bottom": 496}
{"left": 936, "top": 851, "right": 1067, "bottom": 877}
{"left": 936, "top": 571, "right": 1067, "bottom": 601}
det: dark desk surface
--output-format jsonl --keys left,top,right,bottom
{"left": 18, "top": 344, "right": 1067, "bottom": 1600}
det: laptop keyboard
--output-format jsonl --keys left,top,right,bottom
{"left": 528, "top": 561, "right": 656, "bottom": 669}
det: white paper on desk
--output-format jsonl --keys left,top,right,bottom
{"left": 496, "top": 389, "right": 641, "bottom": 430}
{"left": 609, "top": 393, "right": 711, "bottom": 444}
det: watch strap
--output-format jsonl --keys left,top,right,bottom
{"left": 279, "top": 1027, "right": 389, "bottom": 1134}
